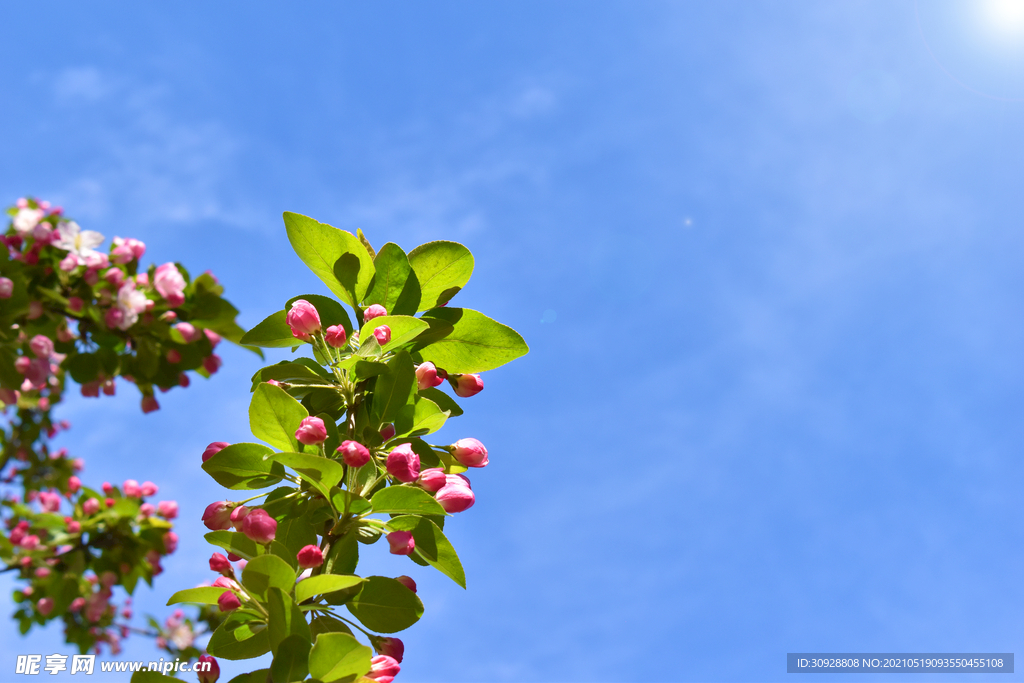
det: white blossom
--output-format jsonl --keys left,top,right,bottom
{"left": 52, "top": 221, "right": 105, "bottom": 258}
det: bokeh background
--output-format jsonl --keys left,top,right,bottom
{"left": 2, "top": 1, "right": 1024, "bottom": 681}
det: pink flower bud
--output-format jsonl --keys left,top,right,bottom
{"left": 67, "top": 296, "right": 84, "bottom": 313}
{"left": 56, "top": 326, "right": 75, "bottom": 342}
{"left": 415, "top": 362, "right": 444, "bottom": 390}
{"left": 204, "top": 328, "right": 222, "bottom": 347}
{"left": 163, "top": 531, "right": 178, "bottom": 553}
{"left": 157, "top": 501, "right": 178, "bottom": 519}
{"left": 154, "top": 263, "right": 186, "bottom": 306}
{"left": 69, "top": 597, "right": 85, "bottom": 612}
{"left": 209, "top": 553, "right": 232, "bottom": 574}
{"left": 67, "top": 476, "right": 81, "bottom": 493}
{"left": 386, "top": 443, "right": 420, "bottom": 483}
{"left": 141, "top": 396, "right": 159, "bottom": 413}
{"left": 295, "top": 416, "right": 328, "bottom": 445}
{"left": 104, "top": 307, "right": 125, "bottom": 330}
{"left": 37, "top": 597, "right": 54, "bottom": 616}
{"left": 178, "top": 372, "right": 190, "bottom": 387}
{"left": 140, "top": 481, "right": 158, "bottom": 497}
{"left": 375, "top": 637, "right": 405, "bottom": 664}
{"left": 80, "top": 381, "right": 100, "bottom": 398}
{"left": 197, "top": 655, "right": 220, "bottom": 683}
{"left": 103, "top": 267, "right": 125, "bottom": 287}
{"left": 230, "top": 505, "right": 250, "bottom": 531}
{"left": 202, "top": 502, "right": 233, "bottom": 531}
{"left": 29, "top": 335, "right": 54, "bottom": 359}
{"left": 451, "top": 373, "right": 484, "bottom": 397}
{"left": 175, "top": 322, "right": 201, "bottom": 342}
{"left": 211, "top": 576, "right": 236, "bottom": 589}
{"left": 451, "top": 438, "right": 489, "bottom": 468}
{"left": 368, "top": 655, "right": 401, "bottom": 683}
{"left": 35, "top": 567, "right": 51, "bottom": 578}
{"left": 364, "top": 304, "right": 387, "bottom": 322}
{"left": 417, "top": 467, "right": 447, "bottom": 492}
{"left": 386, "top": 530, "right": 415, "bottom": 555}
{"left": 102, "top": 482, "right": 114, "bottom": 494}
{"left": 0, "top": 277, "right": 12, "bottom": 299}
{"left": 337, "top": 440, "right": 371, "bottom": 467}
{"left": 72, "top": 458, "right": 84, "bottom": 471}
{"left": 67, "top": 520, "right": 81, "bottom": 533}
{"left": 436, "top": 480, "right": 475, "bottom": 513}
{"left": 380, "top": 424, "right": 396, "bottom": 441}
{"left": 297, "top": 545, "right": 324, "bottom": 569}
{"left": 203, "top": 354, "right": 222, "bottom": 374}
{"left": 372, "top": 325, "right": 391, "bottom": 346}
{"left": 286, "top": 299, "right": 321, "bottom": 337}
{"left": 241, "top": 509, "right": 277, "bottom": 544}
{"left": 324, "top": 324, "right": 347, "bottom": 347}
{"left": 105, "top": 497, "right": 116, "bottom": 508}
{"left": 123, "top": 479, "right": 141, "bottom": 498}
{"left": 203, "top": 441, "right": 230, "bottom": 462}
{"left": 139, "top": 503, "right": 155, "bottom": 517}
{"left": 83, "top": 498, "right": 100, "bottom": 515}
{"left": 396, "top": 575, "right": 417, "bottom": 593}
{"left": 166, "top": 349, "right": 181, "bottom": 364}
{"left": 27, "top": 301, "right": 43, "bottom": 319}
{"left": 217, "top": 590, "right": 241, "bottom": 612}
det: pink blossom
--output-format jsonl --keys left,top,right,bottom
{"left": 0, "top": 277, "right": 12, "bottom": 299}
{"left": 163, "top": 531, "right": 178, "bottom": 553}
{"left": 451, "top": 438, "right": 489, "bottom": 468}
{"left": 123, "top": 480, "right": 141, "bottom": 498}
{"left": 37, "top": 597, "right": 54, "bottom": 616}
{"left": 69, "top": 597, "right": 85, "bottom": 612}
{"left": 204, "top": 329, "right": 222, "bottom": 347}
{"left": 364, "top": 304, "right": 387, "bottom": 322}
{"left": 295, "top": 416, "right": 327, "bottom": 445}
{"left": 372, "top": 325, "right": 391, "bottom": 346}
{"left": 436, "top": 479, "right": 475, "bottom": 513}
{"left": 386, "top": 443, "right": 420, "bottom": 483}
{"left": 241, "top": 509, "right": 277, "bottom": 544}
{"left": 197, "top": 655, "right": 220, "bottom": 683}
{"left": 230, "top": 505, "right": 250, "bottom": 531}
{"left": 297, "top": 545, "right": 324, "bottom": 569}
{"left": 380, "top": 424, "right": 396, "bottom": 441}
{"left": 217, "top": 591, "right": 241, "bottom": 612}
{"left": 324, "top": 324, "right": 347, "bottom": 347}
{"left": 38, "top": 491, "right": 61, "bottom": 512}
{"left": 386, "top": 531, "right": 415, "bottom": 556}
{"left": 67, "top": 520, "right": 81, "bottom": 533}
{"left": 286, "top": 299, "right": 321, "bottom": 338}
{"left": 202, "top": 441, "right": 230, "bottom": 462}
{"left": 67, "top": 296, "right": 84, "bottom": 313}
{"left": 415, "top": 362, "right": 444, "bottom": 390}
{"left": 338, "top": 440, "right": 371, "bottom": 467}
{"left": 27, "top": 301, "right": 43, "bottom": 319}
{"left": 166, "top": 349, "right": 181, "bottom": 364}
{"left": 20, "top": 535, "right": 40, "bottom": 550}
{"left": 29, "top": 335, "right": 53, "bottom": 359}
{"left": 59, "top": 254, "right": 79, "bottom": 272}
{"left": 141, "top": 481, "right": 158, "bottom": 497}
{"left": 368, "top": 655, "right": 401, "bottom": 683}
{"left": 157, "top": 501, "right": 178, "bottom": 519}
{"left": 209, "top": 553, "right": 232, "bottom": 574}
{"left": 139, "top": 503, "right": 155, "bottom": 517}
{"left": 83, "top": 498, "right": 100, "bottom": 515}
{"left": 103, "top": 268, "right": 125, "bottom": 287}
{"left": 154, "top": 263, "right": 186, "bottom": 306}
{"left": 203, "top": 354, "right": 222, "bottom": 374}
{"left": 417, "top": 467, "right": 447, "bottom": 493}
{"left": 202, "top": 502, "right": 233, "bottom": 531}
{"left": 174, "top": 322, "right": 201, "bottom": 342}
{"left": 451, "top": 373, "right": 484, "bottom": 397}
{"left": 375, "top": 637, "right": 405, "bottom": 664}
{"left": 72, "top": 458, "right": 84, "bottom": 471}
{"left": 141, "top": 396, "right": 159, "bottom": 413}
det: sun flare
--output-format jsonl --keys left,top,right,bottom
{"left": 982, "top": 0, "right": 1024, "bottom": 35}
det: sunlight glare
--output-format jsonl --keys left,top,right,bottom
{"left": 982, "top": 0, "right": 1024, "bottom": 36}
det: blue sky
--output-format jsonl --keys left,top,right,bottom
{"left": 2, "top": 1, "right": 1024, "bottom": 681}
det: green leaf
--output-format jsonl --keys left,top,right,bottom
{"left": 395, "top": 397, "right": 448, "bottom": 437}
{"left": 331, "top": 488, "right": 372, "bottom": 517}
{"left": 408, "top": 240, "right": 475, "bottom": 310}
{"left": 242, "top": 554, "right": 297, "bottom": 599}
{"left": 267, "top": 587, "right": 311, "bottom": 654}
{"left": 371, "top": 486, "right": 447, "bottom": 516}
{"left": 67, "top": 353, "right": 100, "bottom": 384}
{"left": 130, "top": 672, "right": 180, "bottom": 683}
{"left": 357, "top": 228, "right": 376, "bottom": 259}
{"left": 324, "top": 532, "right": 360, "bottom": 576}
{"left": 284, "top": 212, "right": 375, "bottom": 307}
{"left": 346, "top": 576, "right": 424, "bottom": 634}
{"left": 240, "top": 310, "right": 299, "bottom": 348}
{"left": 296, "top": 574, "right": 366, "bottom": 603}
{"left": 365, "top": 243, "right": 421, "bottom": 316}
{"left": 166, "top": 586, "right": 227, "bottom": 606}
{"left": 371, "top": 351, "right": 416, "bottom": 425}
{"left": 258, "top": 360, "right": 332, "bottom": 386}
{"left": 274, "top": 517, "right": 320, "bottom": 558}
{"left": 273, "top": 452, "right": 344, "bottom": 497}
{"left": 388, "top": 515, "right": 466, "bottom": 588}
{"left": 202, "top": 443, "right": 287, "bottom": 490}
{"left": 308, "top": 632, "right": 373, "bottom": 682}
{"left": 270, "top": 634, "right": 311, "bottom": 682}
{"left": 415, "top": 307, "right": 529, "bottom": 373}
{"left": 357, "top": 315, "right": 429, "bottom": 352}
{"left": 207, "top": 612, "right": 271, "bottom": 660}
{"left": 250, "top": 383, "right": 309, "bottom": 452}
{"left": 286, "top": 293, "right": 353, "bottom": 336}
{"left": 225, "top": 670, "right": 271, "bottom": 683}
{"left": 418, "top": 386, "right": 463, "bottom": 416}
{"left": 205, "top": 531, "right": 261, "bottom": 561}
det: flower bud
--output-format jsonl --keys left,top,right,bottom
{"left": 364, "top": 304, "right": 387, "bottom": 322}
{"left": 164, "top": 531, "right": 179, "bottom": 553}
{"left": 0, "top": 277, "right": 12, "bottom": 299}
{"left": 29, "top": 335, "right": 54, "bottom": 359}
{"left": 451, "top": 373, "right": 484, "bottom": 397}
{"left": 37, "top": 597, "right": 54, "bottom": 616}
{"left": 217, "top": 591, "right": 241, "bottom": 612}
{"left": 337, "top": 440, "right": 371, "bottom": 467}
{"left": 295, "top": 416, "right": 328, "bottom": 445}
{"left": 203, "top": 354, "right": 222, "bottom": 374}
{"left": 375, "top": 637, "right": 405, "bottom": 664}
{"left": 451, "top": 438, "right": 489, "bottom": 468}
{"left": 154, "top": 263, "right": 186, "bottom": 306}
{"left": 166, "top": 349, "right": 181, "bottom": 364}
{"left": 379, "top": 424, "right": 396, "bottom": 441}
{"left": 106, "top": 497, "right": 116, "bottom": 508}
{"left": 416, "top": 467, "right": 447, "bottom": 492}
{"left": 139, "top": 503, "right": 155, "bottom": 517}
{"left": 230, "top": 505, "right": 250, "bottom": 531}
{"left": 123, "top": 479, "right": 141, "bottom": 498}
{"left": 175, "top": 322, "right": 201, "bottom": 343}
{"left": 141, "top": 481, "right": 158, "bottom": 497}
{"left": 209, "top": 553, "right": 232, "bottom": 574}
{"left": 415, "top": 362, "right": 444, "bottom": 390}
{"left": 69, "top": 597, "right": 85, "bottom": 612}
{"left": 396, "top": 575, "right": 417, "bottom": 593}
{"left": 197, "top": 655, "right": 220, "bottom": 683}
{"left": 287, "top": 299, "right": 321, "bottom": 338}
{"left": 241, "top": 509, "right": 277, "bottom": 544}
{"left": 386, "top": 443, "right": 420, "bottom": 482}
{"left": 368, "top": 655, "right": 401, "bottom": 683}
{"left": 157, "top": 501, "right": 178, "bottom": 519}
{"left": 141, "top": 395, "right": 159, "bottom": 413}
{"left": 67, "top": 476, "right": 81, "bottom": 494}
{"left": 202, "top": 441, "right": 230, "bottom": 462}
{"left": 205, "top": 328, "right": 222, "bottom": 347}
{"left": 436, "top": 480, "right": 475, "bottom": 513}
{"left": 386, "top": 531, "right": 415, "bottom": 555}
{"left": 67, "top": 520, "right": 81, "bottom": 533}
{"left": 372, "top": 325, "right": 391, "bottom": 346}
{"left": 202, "top": 502, "right": 233, "bottom": 531}
{"left": 83, "top": 498, "right": 100, "bottom": 515}
{"left": 324, "top": 325, "right": 347, "bottom": 348}
{"left": 297, "top": 545, "right": 324, "bottom": 569}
